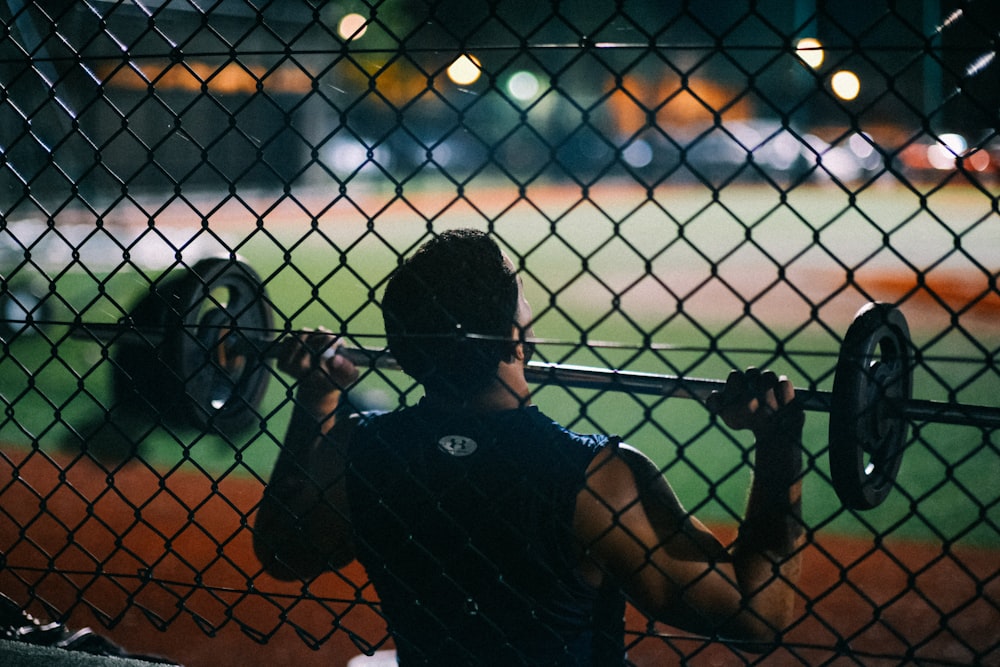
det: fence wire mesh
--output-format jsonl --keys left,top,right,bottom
{"left": 1, "top": 1, "right": 998, "bottom": 665}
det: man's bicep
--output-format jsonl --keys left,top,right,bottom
{"left": 615, "top": 444, "right": 731, "bottom": 562}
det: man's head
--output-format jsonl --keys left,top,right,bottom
{"left": 382, "top": 229, "right": 527, "bottom": 397}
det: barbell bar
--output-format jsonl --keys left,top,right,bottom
{"left": 76, "top": 319, "right": 999, "bottom": 429}
{"left": 328, "top": 346, "right": 999, "bottom": 429}
{"left": 60, "top": 258, "right": 1000, "bottom": 510}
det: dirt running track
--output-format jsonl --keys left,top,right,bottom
{"left": 1, "top": 448, "right": 997, "bottom": 667}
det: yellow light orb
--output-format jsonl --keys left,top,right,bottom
{"left": 795, "top": 37, "right": 824, "bottom": 69}
{"left": 831, "top": 70, "right": 861, "bottom": 100}
{"left": 338, "top": 13, "right": 368, "bottom": 40}
{"left": 447, "top": 54, "right": 482, "bottom": 86}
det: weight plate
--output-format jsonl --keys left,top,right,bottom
{"left": 114, "top": 258, "right": 272, "bottom": 434}
{"left": 829, "top": 302, "right": 912, "bottom": 510}
{"left": 169, "top": 257, "right": 273, "bottom": 433}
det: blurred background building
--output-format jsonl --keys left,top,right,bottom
{"left": 1, "top": 0, "right": 997, "bottom": 209}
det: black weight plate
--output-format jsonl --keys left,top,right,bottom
{"left": 829, "top": 302, "right": 912, "bottom": 510}
{"left": 113, "top": 258, "right": 272, "bottom": 435}
{"left": 167, "top": 257, "right": 273, "bottom": 434}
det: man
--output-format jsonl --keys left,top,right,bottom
{"left": 254, "top": 228, "right": 805, "bottom": 665}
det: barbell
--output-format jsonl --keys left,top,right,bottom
{"left": 64, "top": 258, "right": 1000, "bottom": 511}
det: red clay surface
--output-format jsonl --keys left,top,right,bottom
{"left": 2, "top": 448, "right": 997, "bottom": 666}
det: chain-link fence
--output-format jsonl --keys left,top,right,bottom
{"left": 1, "top": 1, "right": 998, "bottom": 665}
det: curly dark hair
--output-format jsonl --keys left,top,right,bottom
{"left": 382, "top": 229, "right": 520, "bottom": 396}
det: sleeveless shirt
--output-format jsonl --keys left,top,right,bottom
{"left": 346, "top": 401, "right": 625, "bottom": 666}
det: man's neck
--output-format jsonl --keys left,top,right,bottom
{"left": 427, "top": 361, "right": 531, "bottom": 412}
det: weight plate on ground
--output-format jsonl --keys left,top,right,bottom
{"left": 114, "top": 258, "right": 272, "bottom": 434}
{"left": 829, "top": 302, "right": 912, "bottom": 510}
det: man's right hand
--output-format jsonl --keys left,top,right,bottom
{"left": 705, "top": 367, "right": 797, "bottom": 437}
{"left": 275, "top": 329, "right": 360, "bottom": 399}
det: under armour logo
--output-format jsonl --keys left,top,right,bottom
{"left": 437, "top": 435, "right": 478, "bottom": 457}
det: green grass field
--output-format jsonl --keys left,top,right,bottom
{"left": 2, "top": 180, "right": 998, "bottom": 546}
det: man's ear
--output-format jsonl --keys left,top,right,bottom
{"left": 510, "top": 324, "right": 524, "bottom": 362}
{"left": 509, "top": 325, "right": 524, "bottom": 362}
{"left": 510, "top": 325, "right": 536, "bottom": 364}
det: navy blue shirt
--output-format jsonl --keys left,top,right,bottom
{"left": 346, "top": 400, "right": 625, "bottom": 666}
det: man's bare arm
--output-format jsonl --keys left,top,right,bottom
{"left": 721, "top": 370, "right": 805, "bottom": 641}
{"left": 574, "top": 368, "right": 804, "bottom": 645}
{"left": 253, "top": 332, "right": 360, "bottom": 580}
